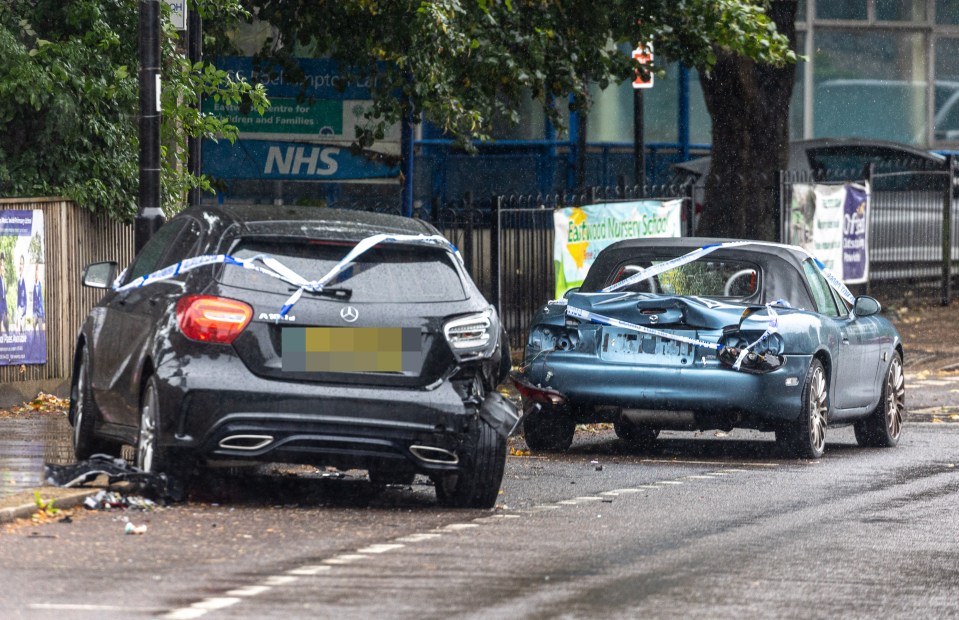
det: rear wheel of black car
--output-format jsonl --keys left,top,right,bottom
{"left": 522, "top": 403, "right": 576, "bottom": 452}
{"left": 777, "top": 358, "right": 828, "bottom": 459}
{"left": 137, "top": 375, "right": 189, "bottom": 499}
{"left": 854, "top": 352, "right": 904, "bottom": 448}
{"left": 433, "top": 421, "right": 507, "bottom": 509}
{"left": 614, "top": 419, "right": 660, "bottom": 450}
{"left": 71, "top": 347, "right": 115, "bottom": 459}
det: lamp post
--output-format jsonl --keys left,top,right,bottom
{"left": 136, "top": 0, "right": 165, "bottom": 254}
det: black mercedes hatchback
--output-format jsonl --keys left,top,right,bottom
{"left": 69, "top": 205, "right": 516, "bottom": 508}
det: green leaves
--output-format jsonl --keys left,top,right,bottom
{"left": 0, "top": 0, "right": 266, "bottom": 221}
{"left": 249, "top": 0, "right": 795, "bottom": 149}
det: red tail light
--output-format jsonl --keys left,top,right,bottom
{"left": 176, "top": 295, "right": 253, "bottom": 344}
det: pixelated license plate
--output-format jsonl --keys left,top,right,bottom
{"left": 282, "top": 327, "right": 423, "bottom": 373}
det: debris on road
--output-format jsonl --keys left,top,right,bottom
{"left": 44, "top": 454, "right": 177, "bottom": 500}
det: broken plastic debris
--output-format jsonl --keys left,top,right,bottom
{"left": 124, "top": 522, "right": 148, "bottom": 535}
{"left": 45, "top": 454, "right": 177, "bottom": 500}
{"left": 83, "top": 489, "right": 159, "bottom": 512}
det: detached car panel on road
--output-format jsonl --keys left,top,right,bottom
{"left": 69, "top": 205, "right": 515, "bottom": 507}
{"left": 514, "top": 238, "right": 905, "bottom": 458}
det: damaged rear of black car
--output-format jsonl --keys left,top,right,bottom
{"left": 69, "top": 205, "right": 516, "bottom": 508}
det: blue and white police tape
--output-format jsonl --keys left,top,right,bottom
{"left": 565, "top": 302, "right": 782, "bottom": 372}
{"left": 114, "top": 233, "right": 460, "bottom": 318}
{"left": 601, "top": 240, "right": 856, "bottom": 305}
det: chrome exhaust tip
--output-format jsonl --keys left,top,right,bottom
{"left": 409, "top": 445, "right": 459, "bottom": 465}
{"left": 218, "top": 435, "right": 274, "bottom": 451}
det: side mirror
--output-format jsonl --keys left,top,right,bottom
{"left": 82, "top": 262, "right": 118, "bottom": 289}
{"left": 853, "top": 295, "right": 881, "bottom": 317}
{"left": 563, "top": 286, "right": 581, "bottom": 299}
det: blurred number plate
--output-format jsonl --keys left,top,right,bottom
{"left": 282, "top": 327, "right": 423, "bottom": 372}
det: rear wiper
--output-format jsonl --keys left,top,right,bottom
{"left": 290, "top": 286, "right": 353, "bottom": 300}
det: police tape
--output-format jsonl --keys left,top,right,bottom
{"left": 600, "top": 240, "right": 856, "bottom": 305}
{"left": 114, "top": 233, "right": 460, "bottom": 317}
{"left": 564, "top": 302, "right": 781, "bottom": 371}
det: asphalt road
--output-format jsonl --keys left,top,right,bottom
{"left": 2, "top": 420, "right": 958, "bottom": 619}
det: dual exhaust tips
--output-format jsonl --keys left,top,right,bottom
{"left": 217, "top": 435, "right": 459, "bottom": 465}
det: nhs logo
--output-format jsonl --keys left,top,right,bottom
{"left": 264, "top": 146, "right": 340, "bottom": 176}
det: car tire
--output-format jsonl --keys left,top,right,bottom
{"left": 70, "top": 347, "right": 115, "bottom": 459}
{"left": 137, "top": 374, "right": 190, "bottom": 500}
{"left": 777, "top": 358, "right": 828, "bottom": 459}
{"left": 522, "top": 403, "right": 576, "bottom": 452}
{"left": 854, "top": 352, "right": 904, "bottom": 448}
{"left": 614, "top": 419, "right": 659, "bottom": 450}
{"left": 433, "top": 421, "right": 507, "bottom": 509}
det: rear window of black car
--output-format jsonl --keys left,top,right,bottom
{"left": 218, "top": 240, "right": 468, "bottom": 303}
{"left": 602, "top": 257, "right": 762, "bottom": 300}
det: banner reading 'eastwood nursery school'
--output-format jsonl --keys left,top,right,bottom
{"left": 553, "top": 200, "right": 682, "bottom": 298}
{"left": 0, "top": 210, "right": 46, "bottom": 366}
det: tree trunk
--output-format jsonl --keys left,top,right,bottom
{"left": 696, "top": 0, "right": 798, "bottom": 241}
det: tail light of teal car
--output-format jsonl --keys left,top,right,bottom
{"left": 718, "top": 330, "right": 786, "bottom": 373}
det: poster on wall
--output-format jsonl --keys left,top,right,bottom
{"left": 553, "top": 200, "right": 683, "bottom": 298}
{"left": 0, "top": 210, "right": 46, "bottom": 366}
{"left": 789, "top": 183, "right": 869, "bottom": 284}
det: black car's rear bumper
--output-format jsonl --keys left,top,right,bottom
{"left": 154, "top": 355, "right": 484, "bottom": 473}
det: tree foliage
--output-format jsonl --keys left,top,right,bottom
{"left": 245, "top": 0, "right": 796, "bottom": 149}
{"left": 0, "top": 0, "right": 268, "bottom": 221}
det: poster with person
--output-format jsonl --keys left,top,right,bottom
{"left": 788, "top": 183, "right": 869, "bottom": 284}
{"left": 0, "top": 210, "right": 46, "bottom": 365}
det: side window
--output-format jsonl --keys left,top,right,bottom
{"left": 801, "top": 260, "right": 841, "bottom": 317}
{"left": 123, "top": 219, "right": 190, "bottom": 284}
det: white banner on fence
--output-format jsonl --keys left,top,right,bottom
{"left": 789, "top": 183, "right": 869, "bottom": 284}
{"left": 553, "top": 199, "right": 682, "bottom": 297}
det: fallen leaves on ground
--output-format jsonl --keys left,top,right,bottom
{"left": 0, "top": 393, "right": 69, "bottom": 418}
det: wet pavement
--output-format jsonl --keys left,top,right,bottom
{"left": 1, "top": 365, "right": 957, "bottom": 504}
{"left": 0, "top": 413, "right": 74, "bottom": 500}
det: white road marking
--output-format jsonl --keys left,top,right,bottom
{"left": 356, "top": 543, "right": 406, "bottom": 554}
{"left": 322, "top": 554, "right": 368, "bottom": 564}
{"left": 262, "top": 575, "right": 299, "bottom": 586}
{"left": 442, "top": 523, "right": 479, "bottom": 531}
{"left": 396, "top": 533, "right": 442, "bottom": 542}
{"left": 226, "top": 585, "right": 272, "bottom": 596}
{"left": 287, "top": 565, "right": 332, "bottom": 576}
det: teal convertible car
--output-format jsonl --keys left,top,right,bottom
{"left": 513, "top": 238, "right": 905, "bottom": 458}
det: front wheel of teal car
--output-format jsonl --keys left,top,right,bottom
{"left": 522, "top": 403, "right": 575, "bottom": 452}
{"left": 777, "top": 358, "right": 828, "bottom": 459}
{"left": 854, "top": 352, "right": 904, "bottom": 448}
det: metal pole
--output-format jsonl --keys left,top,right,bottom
{"left": 942, "top": 155, "right": 953, "bottom": 306}
{"left": 137, "top": 0, "right": 165, "bottom": 253}
{"left": 187, "top": 7, "right": 202, "bottom": 207}
{"left": 633, "top": 88, "right": 645, "bottom": 195}
{"left": 490, "top": 196, "right": 502, "bottom": 316}
{"left": 400, "top": 109, "right": 414, "bottom": 217}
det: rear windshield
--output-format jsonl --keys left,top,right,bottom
{"left": 603, "top": 258, "right": 761, "bottom": 300}
{"left": 219, "top": 240, "right": 468, "bottom": 303}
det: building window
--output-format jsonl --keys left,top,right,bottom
{"left": 817, "top": 0, "right": 867, "bottom": 20}
{"left": 937, "top": 0, "right": 959, "bottom": 24}
{"left": 876, "top": 0, "right": 927, "bottom": 21}
{"left": 812, "top": 29, "right": 928, "bottom": 143}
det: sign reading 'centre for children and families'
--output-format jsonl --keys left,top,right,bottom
{"left": 0, "top": 210, "right": 46, "bottom": 366}
{"left": 789, "top": 183, "right": 869, "bottom": 284}
{"left": 203, "top": 57, "right": 401, "bottom": 182}
{"left": 553, "top": 200, "right": 682, "bottom": 297}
